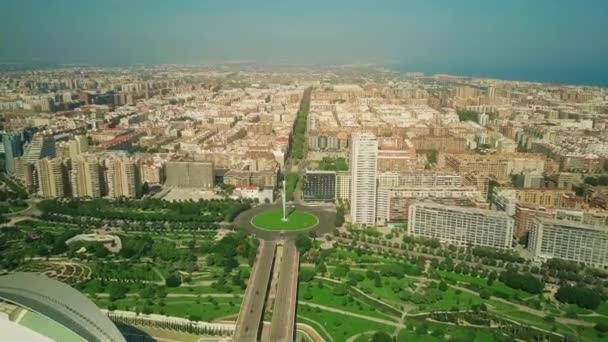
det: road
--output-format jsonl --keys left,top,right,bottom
{"left": 268, "top": 242, "right": 299, "bottom": 342}
{"left": 233, "top": 240, "right": 276, "bottom": 342}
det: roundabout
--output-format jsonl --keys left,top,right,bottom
{"left": 251, "top": 209, "right": 318, "bottom": 231}
{"left": 233, "top": 204, "right": 335, "bottom": 240}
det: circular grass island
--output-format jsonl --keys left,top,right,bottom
{"left": 251, "top": 209, "right": 318, "bottom": 231}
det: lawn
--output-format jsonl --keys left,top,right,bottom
{"left": 595, "top": 302, "right": 608, "bottom": 316}
{"left": 299, "top": 282, "right": 399, "bottom": 321}
{"left": 437, "top": 270, "right": 530, "bottom": 299}
{"left": 169, "top": 285, "right": 244, "bottom": 295}
{"left": 297, "top": 305, "right": 394, "bottom": 342}
{"left": 399, "top": 319, "right": 497, "bottom": 342}
{"left": 491, "top": 309, "right": 580, "bottom": 337}
{"left": 7, "top": 203, "right": 28, "bottom": 213}
{"left": 251, "top": 209, "right": 318, "bottom": 231}
{"left": 356, "top": 277, "right": 414, "bottom": 306}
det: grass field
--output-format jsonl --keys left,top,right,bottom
{"left": 251, "top": 209, "right": 318, "bottom": 231}
{"left": 398, "top": 320, "right": 496, "bottom": 342}
{"left": 299, "top": 282, "right": 399, "bottom": 321}
{"left": 297, "top": 305, "right": 394, "bottom": 342}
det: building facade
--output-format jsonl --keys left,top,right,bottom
{"left": 165, "top": 161, "right": 214, "bottom": 188}
{"left": 2, "top": 131, "right": 23, "bottom": 175}
{"left": 303, "top": 170, "right": 336, "bottom": 202}
{"left": 106, "top": 157, "right": 141, "bottom": 198}
{"left": 70, "top": 155, "right": 103, "bottom": 198}
{"left": 350, "top": 133, "right": 378, "bottom": 225}
{"left": 409, "top": 202, "right": 514, "bottom": 249}
{"left": 36, "top": 157, "right": 67, "bottom": 198}
{"left": 335, "top": 171, "right": 351, "bottom": 202}
{"left": 376, "top": 187, "right": 482, "bottom": 224}
{"left": 528, "top": 217, "right": 608, "bottom": 269}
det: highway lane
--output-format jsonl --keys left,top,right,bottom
{"left": 233, "top": 240, "right": 276, "bottom": 342}
{"left": 268, "top": 241, "right": 299, "bottom": 342}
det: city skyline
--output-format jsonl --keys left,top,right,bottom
{"left": 2, "top": 0, "right": 608, "bottom": 86}
{"left": 2, "top": 2, "right": 608, "bottom": 341}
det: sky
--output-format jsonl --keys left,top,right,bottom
{"left": 1, "top": 0, "right": 608, "bottom": 85}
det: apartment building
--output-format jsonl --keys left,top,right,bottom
{"left": 350, "top": 133, "right": 378, "bottom": 225}
{"left": 409, "top": 202, "right": 514, "bottom": 249}
{"left": 36, "top": 157, "right": 67, "bottom": 198}
{"left": 445, "top": 153, "right": 546, "bottom": 184}
{"left": 335, "top": 171, "right": 351, "bottom": 202}
{"left": 70, "top": 155, "right": 103, "bottom": 198}
{"left": 528, "top": 217, "right": 608, "bottom": 269}
{"left": 302, "top": 170, "right": 336, "bottom": 202}
{"left": 106, "top": 157, "right": 141, "bottom": 198}
{"left": 376, "top": 187, "right": 482, "bottom": 224}
{"left": 165, "top": 161, "right": 214, "bottom": 188}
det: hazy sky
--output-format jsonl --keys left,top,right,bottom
{"left": 1, "top": 0, "right": 608, "bottom": 84}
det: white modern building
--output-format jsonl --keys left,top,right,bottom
{"left": 528, "top": 217, "right": 608, "bottom": 269}
{"left": 350, "top": 133, "right": 378, "bottom": 225}
{"left": 408, "top": 202, "right": 514, "bottom": 249}
{"left": 335, "top": 171, "right": 351, "bottom": 202}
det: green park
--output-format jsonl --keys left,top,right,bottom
{"left": 0, "top": 174, "right": 608, "bottom": 342}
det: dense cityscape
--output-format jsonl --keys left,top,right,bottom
{"left": 0, "top": 64, "right": 607, "bottom": 341}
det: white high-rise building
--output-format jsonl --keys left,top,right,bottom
{"left": 409, "top": 202, "right": 514, "bottom": 249}
{"left": 528, "top": 217, "right": 608, "bottom": 269}
{"left": 350, "top": 133, "right": 378, "bottom": 225}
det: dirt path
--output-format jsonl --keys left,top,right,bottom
{"left": 346, "top": 331, "right": 375, "bottom": 342}
{"left": 298, "top": 318, "right": 333, "bottom": 342}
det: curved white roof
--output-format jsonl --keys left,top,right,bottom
{"left": 0, "top": 273, "right": 125, "bottom": 342}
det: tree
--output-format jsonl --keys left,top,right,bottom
{"left": 295, "top": 235, "right": 312, "bottom": 254}
{"left": 333, "top": 264, "right": 350, "bottom": 278}
{"left": 544, "top": 315, "right": 556, "bottom": 323}
{"left": 108, "top": 283, "right": 128, "bottom": 301}
{"left": 555, "top": 285, "right": 601, "bottom": 310}
{"left": 165, "top": 273, "right": 182, "bottom": 288}
{"left": 371, "top": 331, "right": 392, "bottom": 342}
{"left": 479, "top": 289, "right": 491, "bottom": 299}
{"left": 140, "top": 285, "right": 157, "bottom": 299}
{"left": 93, "top": 244, "right": 109, "bottom": 258}
{"left": 142, "top": 182, "right": 150, "bottom": 194}
{"left": 302, "top": 287, "right": 313, "bottom": 300}
{"left": 300, "top": 269, "right": 315, "bottom": 282}
{"left": 457, "top": 110, "right": 479, "bottom": 123}
{"left": 438, "top": 281, "right": 448, "bottom": 291}
{"left": 315, "top": 262, "right": 327, "bottom": 274}
{"left": 487, "top": 271, "right": 497, "bottom": 286}
{"left": 498, "top": 271, "right": 544, "bottom": 294}
{"left": 335, "top": 206, "right": 345, "bottom": 227}
{"left": 426, "top": 149, "right": 438, "bottom": 164}
{"left": 595, "top": 322, "right": 608, "bottom": 333}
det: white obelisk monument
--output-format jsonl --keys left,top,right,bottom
{"left": 282, "top": 179, "right": 288, "bottom": 221}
